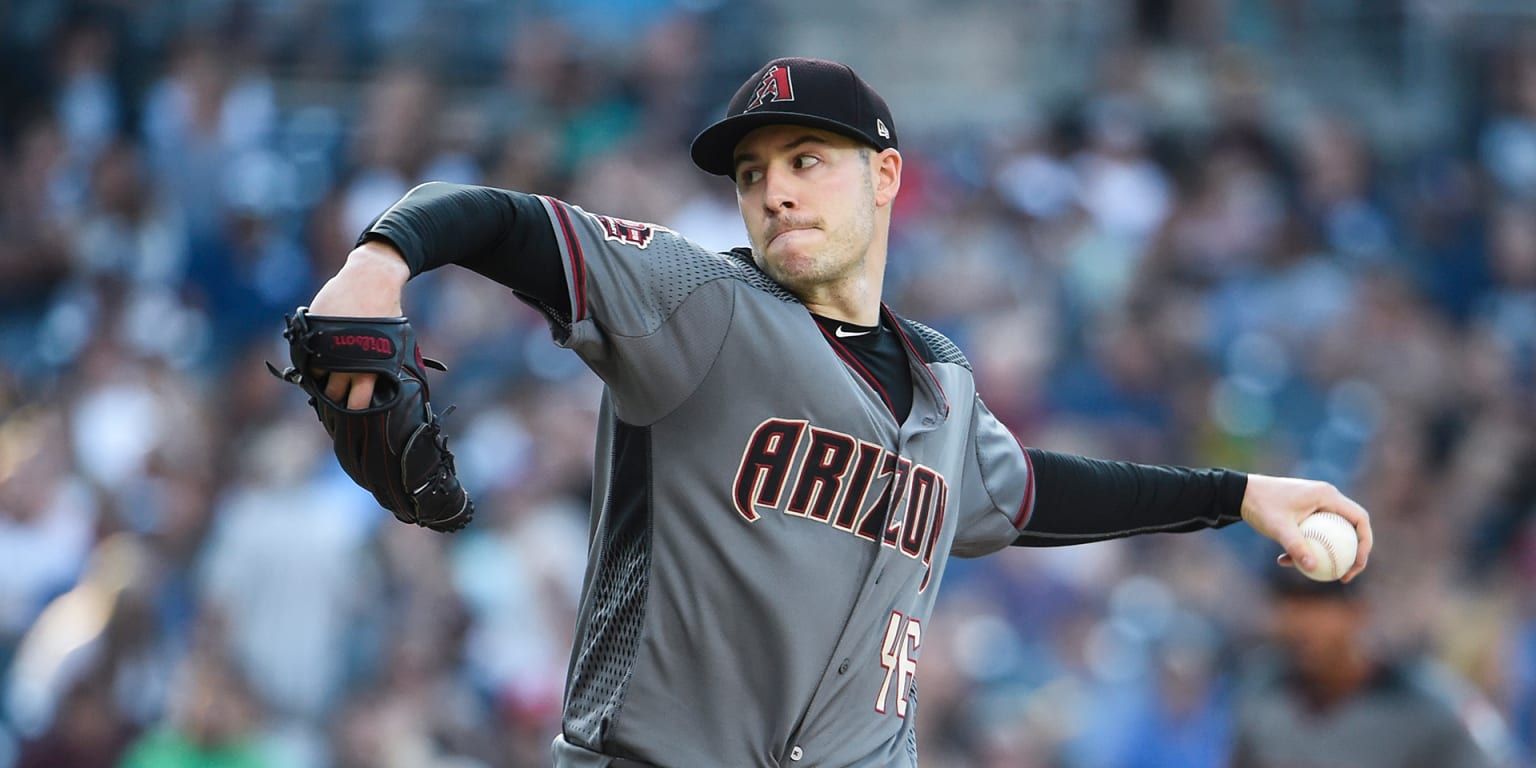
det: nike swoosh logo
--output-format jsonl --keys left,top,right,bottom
{"left": 834, "top": 326, "right": 873, "bottom": 338}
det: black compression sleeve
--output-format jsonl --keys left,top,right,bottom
{"left": 357, "top": 183, "right": 570, "bottom": 320}
{"left": 1012, "top": 448, "right": 1248, "bottom": 547}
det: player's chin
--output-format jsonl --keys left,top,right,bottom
{"left": 762, "top": 253, "right": 823, "bottom": 287}
{"left": 764, "top": 240, "right": 826, "bottom": 272}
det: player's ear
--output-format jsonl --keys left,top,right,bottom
{"left": 873, "top": 148, "right": 901, "bottom": 208}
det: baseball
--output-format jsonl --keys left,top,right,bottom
{"left": 1297, "top": 511, "right": 1359, "bottom": 582}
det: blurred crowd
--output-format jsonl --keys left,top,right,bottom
{"left": 2, "top": 1, "right": 1536, "bottom": 766}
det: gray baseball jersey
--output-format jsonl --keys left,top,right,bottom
{"left": 364, "top": 183, "right": 1246, "bottom": 766}
{"left": 531, "top": 196, "right": 1034, "bottom": 767}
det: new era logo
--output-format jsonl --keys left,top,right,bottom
{"left": 876, "top": 118, "right": 890, "bottom": 140}
{"left": 745, "top": 65, "right": 794, "bottom": 111}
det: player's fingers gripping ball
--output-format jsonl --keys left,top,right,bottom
{"left": 1296, "top": 511, "right": 1358, "bottom": 582}
{"left": 268, "top": 307, "right": 474, "bottom": 532}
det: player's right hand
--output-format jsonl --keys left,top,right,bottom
{"left": 306, "top": 241, "right": 412, "bottom": 410}
{"left": 1239, "top": 474, "right": 1373, "bottom": 583}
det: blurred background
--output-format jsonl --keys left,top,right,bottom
{"left": 2, "top": 0, "right": 1535, "bottom": 766}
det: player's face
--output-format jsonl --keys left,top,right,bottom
{"left": 1273, "top": 596, "right": 1367, "bottom": 681}
{"left": 732, "top": 126, "right": 880, "bottom": 293}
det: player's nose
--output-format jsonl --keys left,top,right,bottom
{"left": 762, "top": 167, "right": 797, "bottom": 211}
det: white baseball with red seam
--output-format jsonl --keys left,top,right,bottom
{"left": 1297, "top": 511, "right": 1358, "bottom": 582}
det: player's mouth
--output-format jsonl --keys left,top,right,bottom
{"left": 767, "top": 222, "right": 819, "bottom": 247}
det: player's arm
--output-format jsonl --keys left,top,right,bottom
{"left": 1014, "top": 449, "right": 1246, "bottom": 544}
{"left": 1016, "top": 451, "right": 1372, "bottom": 582}
{"left": 952, "top": 394, "right": 1371, "bottom": 579}
{"left": 308, "top": 182, "right": 568, "bottom": 408}
{"left": 359, "top": 182, "right": 570, "bottom": 318}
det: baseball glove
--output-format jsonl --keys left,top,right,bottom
{"left": 267, "top": 307, "right": 474, "bottom": 532}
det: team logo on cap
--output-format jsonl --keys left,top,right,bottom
{"left": 744, "top": 65, "right": 794, "bottom": 111}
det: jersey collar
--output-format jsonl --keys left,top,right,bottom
{"left": 883, "top": 304, "right": 951, "bottom": 422}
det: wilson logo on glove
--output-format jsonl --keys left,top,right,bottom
{"left": 267, "top": 307, "right": 475, "bottom": 533}
{"left": 328, "top": 333, "right": 394, "bottom": 356}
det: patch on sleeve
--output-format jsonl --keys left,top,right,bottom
{"left": 588, "top": 213, "right": 672, "bottom": 249}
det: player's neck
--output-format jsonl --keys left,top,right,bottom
{"left": 796, "top": 240, "right": 888, "bottom": 325}
{"left": 799, "top": 274, "right": 883, "bottom": 325}
{"left": 802, "top": 297, "right": 878, "bottom": 326}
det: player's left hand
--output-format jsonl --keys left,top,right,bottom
{"left": 1240, "top": 474, "right": 1372, "bottom": 583}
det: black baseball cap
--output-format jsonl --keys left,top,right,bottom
{"left": 1266, "top": 565, "right": 1364, "bottom": 601}
{"left": 690, "top": 57, "right": 898, "bottom": 177}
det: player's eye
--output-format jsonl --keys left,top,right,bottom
{"left": 793, "top": 154, "right": 820, "bottom": 170}
{"left": 738, "top": 168, "right": 764, "bottom": 186}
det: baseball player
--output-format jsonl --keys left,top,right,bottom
{"left": 1231, "top": 572, "right": 1508, "bottom": 768}
{"left": 301, "top": 58, "right": 1373, "bottom": 766}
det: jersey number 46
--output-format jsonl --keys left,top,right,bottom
{"left": 876, "top": 610, "right": 921, "bottom": 718}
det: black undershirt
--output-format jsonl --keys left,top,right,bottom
{"left": 810, "top": 314, "right": 913, "bottom": 423}
{"left": 361, "top": 185, "right": 573, "bottom": 322}
{"left": 359, "top": 183, "right": 1248, "bottom": 547}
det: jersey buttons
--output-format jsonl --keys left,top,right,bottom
{"left": 837, "top": 658, "right": 849, "bottom": 674}
{"left": 790, "top": 746, "right": 804, "bottom": 761}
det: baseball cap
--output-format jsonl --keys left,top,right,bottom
{"left": 690, "top": 57, "right": 898, "bottom": 177}
{"left": 1266, "top": 565, "right": 1364, "bottom": 601}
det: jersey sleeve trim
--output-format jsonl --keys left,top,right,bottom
{"left": 539, "top": 195, "right": 588, "bottom": 322}
{"left": 1009, "top": 434, "right": 1036, "bottom": 529}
